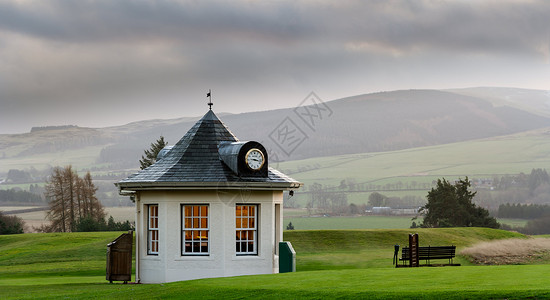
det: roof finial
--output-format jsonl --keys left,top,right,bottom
{"left": 207, "top": 89, "right": 213, "bottom": 110}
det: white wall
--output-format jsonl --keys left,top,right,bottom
{"left": 135, "top": 189, "right": 283, "bottom": 283}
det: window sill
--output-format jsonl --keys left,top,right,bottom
{"left": 232, "top": 255, "right": 263, "bottom": 260}
{"left": 175, "top": 255, "right": 213, "bottom": 261}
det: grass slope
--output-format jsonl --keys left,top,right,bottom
{"left": 286, "top": 228, "right": 524, "bottom": 270}
{"left": 0, "top": 232, "right": 123, "bottom": 280}
{"left": 278, "top": 129, "right": 550, "bottom": 205}
{"left": 280, "top": 129, "right": 550, "bottom": 187}
{"left": 1, "top": 228, "right": 545, "bottom": 299}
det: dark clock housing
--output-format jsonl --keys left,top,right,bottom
{"left": 218, "top": 141, "right": 268, "bottom": 177}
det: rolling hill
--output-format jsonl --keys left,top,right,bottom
{"left": 1, "top": 87, "right": 549, "bottom": 175}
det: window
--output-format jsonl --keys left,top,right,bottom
{"left": 147, "top": 204, "right": 159, "bottom": 255}
{"left": 236, "top": 204, "right": 258, "bottom": 255}
{"left": 182, "top": 205, "right": 209, "bottom": 255}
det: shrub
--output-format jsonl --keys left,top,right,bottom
{"left": 0, "top": 211, "right": 25, "bottom": 234}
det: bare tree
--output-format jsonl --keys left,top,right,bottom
{"left": 43, "top": 166, "right": 104, "bottom": 232}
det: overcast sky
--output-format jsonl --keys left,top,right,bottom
{"left": 1, "top": 0, "right": 549, "bottom": 134}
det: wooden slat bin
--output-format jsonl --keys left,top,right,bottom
{"left": 106, "top": 231, "right": 133, "bottom": 283}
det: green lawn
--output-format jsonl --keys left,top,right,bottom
{"left": 284, "top": 215, "right": 526, "bottom": 231}
{"left": 284, "top": 215, "right": 418, "bottom": 230}
{"left": 2, "top": 228, "right": 547, "bottom": 299}
{"left": 2, "top": 265, "right": 550, "bottom": 299}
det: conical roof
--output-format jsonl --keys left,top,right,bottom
{"left": 117, "top": 110, "right": 301, "bottom": 191}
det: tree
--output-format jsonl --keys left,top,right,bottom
{"left": 419, "top": 177, "right": 499, "bottom": 228}
{"left": 286, "top": 222, "right": 295, "bottom": 230}
{"left": 0, "top": 211, "right": 25, "bottom": 234}
{"left": 44, "top": 166, "right": 105, "bottom": 232}
{"left": 139, "top": 136, "right": 168, "bottom": 170}
{"left": 368, "top": 192, "right": 387, "bottom": 207}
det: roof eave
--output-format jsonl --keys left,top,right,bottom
{"left": 116, "top": 181, "right": 303, "bottom": 193}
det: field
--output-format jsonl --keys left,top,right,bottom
{"left": 278, "top": 129, "right": 550, "bottom": 206}
{"left": 3, "top": 205, "right": 528, "bottom": 233}
{"left": 3, "top": 228, "right": 550, "bottom": 299}
{"left": 1, "top": 207, "right": 136, "bottom": 232}
{"left": 279, "top": 130, "right": 550, "bottom": 186}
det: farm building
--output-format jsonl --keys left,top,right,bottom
{"left": 116, "top": 108, "right": 302, "bottom": 283}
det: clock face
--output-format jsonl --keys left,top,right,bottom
{"left": 245, "top": 148, "right": 265, "bottom": 171}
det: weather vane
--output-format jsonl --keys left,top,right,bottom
{"left": 207, "top": 89, "right": 213, "bottom": 110}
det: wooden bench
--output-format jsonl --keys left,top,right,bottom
{"left": 400, "top": 245, "right": 457, "bottom": 266}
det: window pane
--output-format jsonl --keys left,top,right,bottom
{"left": 148, "top": 205, "right": 159, "bottom": 255}
{"left": 236, "top": 206, "right": 242, "bottom": 217}
{"left": 184, "top": 217, "right": 191, "bottom": 229}
{"left": 236, "top": 205, "right": 258, "bottom": 255}
{"left": 236, "top": 218, "right": 242, "bottom": 228}
{"left": 182, "top": 205, "right": 209, "bottom": 255}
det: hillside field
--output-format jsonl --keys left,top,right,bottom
{"left": 3, "top": 228, "right": 550, "bottom": 299}
{"left": 281, "top": 129, "right": 550, "bottom": 188}
{"left": 279, "top": 128, "right": 550, "bottom": 205}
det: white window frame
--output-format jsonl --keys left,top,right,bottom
{"left": 182, "top": 204, "right": 210, "bottom": 256}
{"left": 147, "top": 204, "right": 159, "bottom": 255}
{"left": 236, "top": 204, "right": 258, "bottom": 255}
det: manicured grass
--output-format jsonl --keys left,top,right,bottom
{"left": 286, "top": 228, "right": 525, "bottom": 270}
{"left": 0, "top": 229, "right": 547, "bottom": 299}
{"left": 2, "top": 265, "right": 550, "bottom": 299}
{"left": 284, "top": 215, "right": 419, "bottom": 230}
{"left": 0, "top": 232, "right": 125, "bottom": 283}
{"left": 284, "top": 215, "right": 529, "bottom": 231}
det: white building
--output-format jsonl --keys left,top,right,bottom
{"left": 116, "top": 109, "right": 302, "bottom": 283}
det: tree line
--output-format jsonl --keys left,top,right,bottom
{"left": 497, "top": 203, "right": 550, "bottom": 219}
{"left": 0, "top": 189, "right": 44, "bottom": 205}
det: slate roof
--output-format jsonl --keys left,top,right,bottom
{"left": 116, "top": 110, "right": 302, "bottom": 191}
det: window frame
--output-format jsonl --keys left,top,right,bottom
{"left": 181, "top": 204, "right": 210, "bottom": 256}
{"left": 235, "top": 204, "right": 259, "bottom": 256}
{"left": 147, "top": 204, "right": 159, "bottom": 256}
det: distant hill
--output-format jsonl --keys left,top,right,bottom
{"left": 1, "top": 88, "right": 550, "bottom": 173}
{"left": 223, "top": 89, "right": 550, "bottom": 160}
{"left": 448, "top": 87, "right": 550, "bottom": 118}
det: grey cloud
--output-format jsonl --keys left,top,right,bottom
{"left": 1, "top": 0, "right": 548, "bottom": 56}
{"left": 0, "top": 0, "right": 549, "bottom": 133}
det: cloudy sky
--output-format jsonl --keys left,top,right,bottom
{"left": 1, "top": 0, "right": 549, "bottom": 133}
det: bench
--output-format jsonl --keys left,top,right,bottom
{"left": 400, "top": 245, "right": 456, "bottom": 266}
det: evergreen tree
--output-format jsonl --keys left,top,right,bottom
{"left": 419, "top": 177, "right": 499, "bottom": 228}
{"left": 139, "top": 136, "right": 168, "bottom": 170}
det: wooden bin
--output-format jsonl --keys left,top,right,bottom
{"left": 106, "top": 231, "right": 133, "bottom": 283}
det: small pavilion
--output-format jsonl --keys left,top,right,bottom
{"left": 116, "top": 107, "right": 302, "bottom": 283}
